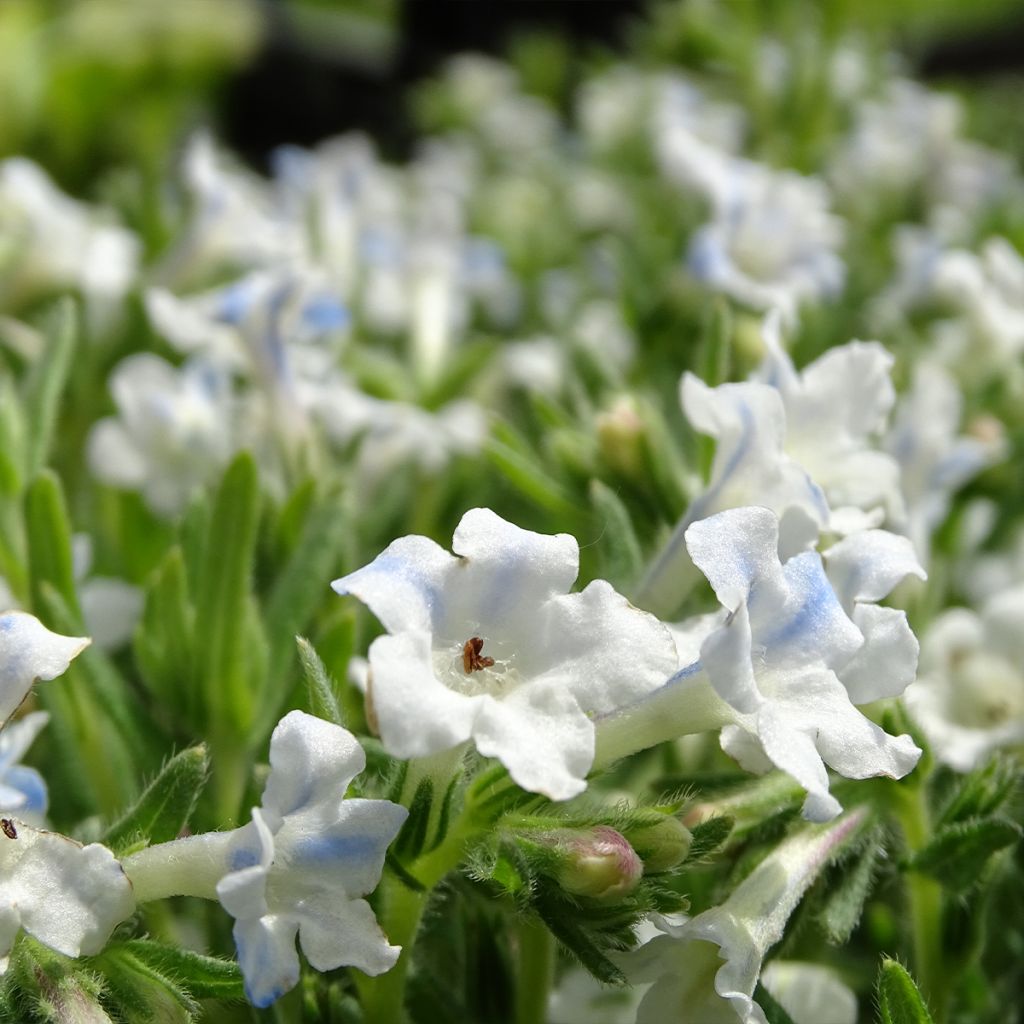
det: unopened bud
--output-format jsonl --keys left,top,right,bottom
{"left": 625, "top": 815, "right": 692, "bottom": 873}
{"left": 554, "top": 825, "right": 643, "bottom": 902}
{"left": 596, "top": 396, "right": 645, "bottom": 478}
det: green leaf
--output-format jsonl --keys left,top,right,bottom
{"left": 23, "top": 297, "right": 77, "bottom": 477}
{"left": 0, "top": 375, "right": 26, "bottom": 497}
{"left": 25, "top": 470, "right": 82, "bottom": 624}
{"left": 877, "top": 958, "right": 935, "bottom": 1024}
{"left": 297, "top": 636, "right": 344, "bottom": 726}
{"left": 133, "top": 546, "right": 196, "bottom": 723}
{"left": 259, "top": 487, "right": 349, "bottom": 727}
{"left": 109, "top": 941, "right": 244, "bottom": 1002}
{"left": 395, "top": 777, "right": 435, "bottom": 860}
{"left": 103, "top": 745, "right": 209, "bottom": 855}
{"left": 192, "top": 452, "right": 262, "bottom": 735}
{"left": 532, "top": 899, "right": 625, "bottom": 985}
{"left": 905, "top": 816, "right": 1021, "bottom": 892}
{"left": 589, "top": 479, "right": 643, "bottom": 588}
{"left": 684, "top": 815, "right": 734, "bottom": 862}
{"left": 818, "top": 827, "right": 886, "bottom": 943}
{"left": 486, "top": 422, "right": 579, "bottom": 518}
{"left": 938, "top": 755, "right": 1019, "bottom": 827}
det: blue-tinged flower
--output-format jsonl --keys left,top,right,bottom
{"left": 599, "top": 508, "right": 922, "bottom": 821}
{"left": 0, "top": 611, "right": 90, "bottom": 729}
{"left": 333, "top": 508, "right": 677, "bottom": 801}
{"left": 1, "top": 820, "right": 135, "bottom": 974}
{"left": 216, "top": 711, "right": 407, "bottom": 1007}
{"left": 635, "top": 314, "right": 905, "bottom": 616}
{"left": 0, "top": 712, "right": 49, "bottom": 823}
{"left": 628, "top": 810, "right": 867, "bottom": 1024}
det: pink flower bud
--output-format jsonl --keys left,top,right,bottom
{"left": 554, "top": 826, "right": 643, "bottom": 902}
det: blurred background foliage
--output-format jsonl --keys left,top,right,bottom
{"left": 3, "top": 0, "right": 1024, "bottom": 195}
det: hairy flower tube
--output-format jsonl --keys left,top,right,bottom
{"left": 598, "top": 507, "right": 922, "bottom": 820}
{"left": 333, "top": 507, "right": 678, "bottom": 800}
{"left": 122, "top": 711, "right": 407, "bottom": 1008}
{"left": 628, "top": 809, "right": 868, "bottom": 1024}
{"left": 0, "top": 611, "right": 90, "bottom": 727}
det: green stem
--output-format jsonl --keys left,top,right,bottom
{"left": 899, "top": 784, "right": 946, "bottom": 1022}
{"left": 515, "top": 917, "right": 554, "bottom": 1024}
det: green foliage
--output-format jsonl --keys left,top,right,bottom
{"left": 876, "top": 958, "right": 936, "bottom": 1024}
{"left": 102, "top": 745, "right": 208, "bottom": 856}
{"left": 904, "top": 816, "right": 1021, "bottom": 893}
{"left": 817, "top": 826, "right": 887, "bottom": 944}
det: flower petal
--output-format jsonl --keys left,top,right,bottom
{"left": 332, "top": 535, "right": 457, "bottom": 636}
{"left": 823, "top": 531, "right": 926, "bottom": 612}
{"left": 700, "top": 602, "right": 762, "bottom": 715}
{"left": 0, "top": 824, "right": 134, "bottom": 964}
{"left": 473, "top": 682, "right": 594, "bottom": 801}
{"left": 233, "top": 914, "right": 301, "bottom": 1009}
{"left": 0, "top": 613, "right": 90, "bottom": 726}
{"left": 838, "top": 604, "right": 920, "bottom": 704}
{"left": 298, "top": 896, "right": 401, "bottom": 976}
{"left": 368, "top": 632, "right": 483, "bottom": 758}
{"left": 262, "top": 710, "right": 366, "bottom": 820}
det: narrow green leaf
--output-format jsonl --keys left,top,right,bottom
{"left": 589, "top": 479, "right": 643, "bottom": 588}
{"left": 877, "top": 958, "right": 935, "bottom": 1024}
{"left": 25, "top": 470, "right": 82, "bottom": 623}
{"left": 486, "top": 423, "right": 579, "bottom": 518}
{"left": 753, "top": 981, "right": 800, "bottom": 1024}
{"left": 192, "top": 453, "right": 261, "bottom": 734}
{"left": 818, "top": 828, "right": 885, "bottom": 943}
{"left": 938, "top": 755, "right": 1019, "bottom": 827}
{"left": 905, "top": 816, "right": 1021, "bottom": 892}
{"left": 532, "top": 901, "right": 625, "bottom": 985}
{"left": 110, "top": 941, "right": 244, "bottom": 1002}
{"left": 296, "top": 636, "right": 343, "bottom": 726}
{"left": 103, "top": 745, "right": 209, "bottom": 855}
{"left": 23, "top": 298, "right": 77, "bottom": 476}
{"left": 684, "top": 816, "right": 734, "bottom": 863}
{"left": 262, "top": 488, "right": 349, "bottom": 713}
{"left": 0, "top": 376, "right": 25, "bottom": 496}
{"left": 395, "top": 778, "right": 435, "bottom": 859}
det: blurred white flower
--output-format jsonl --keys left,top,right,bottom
{"left": 87, "top": 354, "right": 236, "bottom": 517}
{"left": 0, "top": 158, "right": 138, "bottom": 327}
{"left": 761, "top": 962, "right": 857, "bottom": 1024}
{"left": 333, "top": 508, "right": 677, "bottom": 800}
{"left": 906, "top": 587, "right": 1024, "bottom": 771}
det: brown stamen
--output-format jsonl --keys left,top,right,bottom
{"left": 1, "top": 819, "right": 16, "bottom": 840}
{"left": 462, "top": 636, "right": 495, "bottom": 674}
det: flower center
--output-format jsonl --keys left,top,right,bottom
{"left": 434, "top": 636, "right": 520, "bottom": 697}
{"left": 950, "top": 652, "right": 1024, "bottom": 728}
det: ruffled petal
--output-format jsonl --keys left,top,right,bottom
{"left": 262, "top": 710, "right": 365, "bottom": 820}
{"left": 233, "top": 914, "right": 300, "bottom": 1009}
{"left": 700, "top": 602, "right": 762, "bottom": 715}
{"left": 298, "top": 896, "right": 401, "bottom": 976}
{"left": 838, "top": 605, "right": 920, "bottom": 703}
{"left": 823, "top": 530, "right": 926, "bottom": 612}
{"left": 473, "top": 682, "right": 594, "bottom": 801}
{"left": 332, "top": 535, "right": 457, "bottom": 636}
{"left": 0, "top": 613, "right": 90, "bottom": 726}
{"left": 367, "top": 631, "right": 483, "bottom": 758}
{"left": 0, "top": 824, "right": 135, "bottom": 964}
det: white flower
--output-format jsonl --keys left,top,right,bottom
{"left": 0, "top": 821, "right": 134, "bottom": 973}
{"left": 906, "top": 587, "right": 1024, "bottom": 771}
{"left": 87, "top": 354, "right": 236, "bottom": 517}
{"left": 686, "top": 161, "right": 845, "bottom": 326}
{"left": 216, "top": 711, "right": 407, "bottom": 1006}
{"left": 886, "top": 361, "right": 1004, "bottom": 564}
{"left": 0, "top": 158, "right": 138, "bottom": 325}
{"left": 603, "top": 509, "right": 922, "bottom": 821}
{"left": 629, "top": 810, "right": 867, "bottom": 1024}
{"left": 760, "top": 962, "right": 858, "bottom": 1024}
{"left": 0, "top": 712, "right": 49, "bottom": 823}
{"left": 333, "top": 508, "right": 678, "bottom": 800}
{"left": 635, "top": 315, "right": 903, "bottom": 615}
{"left": 1, "top": 612, "right": 90, "bottom": 728}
